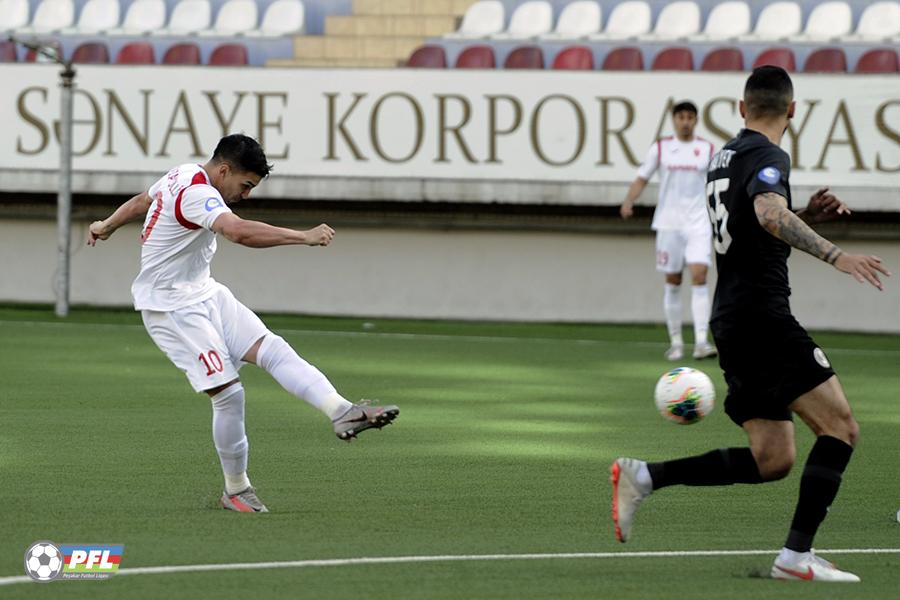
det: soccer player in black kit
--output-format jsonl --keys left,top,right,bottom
{"left": 609, "top": 66, "right": 890, "bottom": 582}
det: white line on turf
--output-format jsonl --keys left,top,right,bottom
{"left": 1, "top": 548, "right": 898, "bottom": 586}
{"left": 1, "top": 319, "right": 897, "bottom": 356}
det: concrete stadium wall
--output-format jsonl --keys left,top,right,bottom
{"left": 1, "top": 218, "right": 898, "bottom": 333}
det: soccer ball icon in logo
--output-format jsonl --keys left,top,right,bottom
{"left": 654, "top": 367, "right": 715, "bottom": 424}
{"left": 24, "top": 541, "right": 63, "bottom": 582}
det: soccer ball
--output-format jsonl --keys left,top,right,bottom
{"left": 654, "top": 367, "right": 715, "bottom": 424}
{"left": 24, "top": 542, "right": 62, "bottom": 582}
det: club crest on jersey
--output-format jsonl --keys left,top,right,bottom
{"left": 205, "top": 197, "right": 224, "bottom": 211}
{"left": 757, "top": 166, "right": 781, "bottom": 184}
{"left": 813, "top": 348, "right": 831, "bottom": 369}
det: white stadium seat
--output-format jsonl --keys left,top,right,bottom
{"left": 17, "top": 0, "right": 75, "bottom": 34}
{"left": 738, "top": 1, "right": 801, "bottom": 41}
{"left": 0, "top": 0, "right": 29, "bottom": 32}
{"left": 151, "top": 0, "right": 211, "bottom": 36}
{"left": 688, "top": 1, "right": 750, "bottom": 41}
{"left": 540, "top": 1, "right": 601, "bottom": 39}
{"left": 244, "top": 0, "right": 305, "bottom": 37}
{"left": 444, "top": 0, "right": 504, "bottom": 39}
{"left": 638, "top": 0, "right": 700, "bottom": 40}
{"left": 795, "top": 1, "right": 852, "bottom": 41}
{"left": 844, "top": 1, "right": 900, "bottom": 41}
{"left": 197, "top": 0, "right": 257, "bottom": 37}
{"left": 588, "top": 1, "right": 651, "bottom": 40}
{"left": 107, "top": 0, "right": 166, "bottom": 36}
{"left": 491, "top": 1, "right": 553, "bottom": 39}
{"left": 60, "top": 0, "right": 120, "bottom": 35}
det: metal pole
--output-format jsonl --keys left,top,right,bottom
{"left": 55, "top": 61, "right": 76, "bottom": 317}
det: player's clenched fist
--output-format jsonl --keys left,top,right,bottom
{"left": 87, "top": 220, "right": 110, "bottom": 246}
{"left": 305, "top": 224, "right": 335, "bottom": 246}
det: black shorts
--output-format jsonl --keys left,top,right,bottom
{"left": 711, "top": 314, "right": 835, "bottom": 426}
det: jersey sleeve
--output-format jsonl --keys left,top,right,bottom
{"left": 178, "top": 184, "right": 232, "bottom": 231}
{"left": 745, "top": 148, "right": 791, "bottom": 201}
{"left": 636, "top": 141, "right": 660, "bottom": 180}
{"left": 147, "top": 175, "right": 165, "bottom": 198}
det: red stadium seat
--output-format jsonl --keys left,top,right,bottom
{"left": 804, "top": 48, "right": 847, "bottom": 73}
{"left": 551, "top": 46, "right": 593, "bottom": 70}
{"left": 504, "top": 45, "right": 544, "bottom": 70}
{"left": 454, "top": 45, "right": 496, "bottom": 69}
{"left": 72, "top": 42, "right": 110, "bottom": 64}
{"left": 651, "top": 47, "right": 693, "bottom": 71}
{"left": 25, "top": 41, "right": 62, "bottom": 63}
{"left": 163, "top": 43, "right": 201, "bottom": 65}
{"left": 407, "top": 45, "right": 447, "bottom": 68}
{"left": 855, "top": 48, "right": 900, "bottom": 74}
{"left": 752, "top": 47, "right": 796, "bottom": 72}
{"left": 0, "top": 41, "right": 17, "bottom": 62}
{"left": 601, "top": 47, "right": 643, "bottom": 71}
{"left": 700, "top": 47, "right": 743, "bottom": 72}
{"left": 116, "top": 42, "right": 155, "bottom": 65}
{"left": 209, "top": 44, "right": 248, "bottom": 66}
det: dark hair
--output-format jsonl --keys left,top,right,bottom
{"left": 211, "top": 134, "right": 273, "bottom": 178}
{"left": 672, "top": 101, "right": 698, "bottom": 116}
{"left": 743, "top": 66, "right": 793, "bottom": 119}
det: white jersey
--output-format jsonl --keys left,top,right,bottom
{"left": 637, "top": 136, "right": 714, "bottom": 232}
{"left": 131, "top": 164, "right": 232, "bottom": 311}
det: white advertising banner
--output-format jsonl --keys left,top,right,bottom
{"left": 1, "top": 65, "right": 898, "bottom": 202}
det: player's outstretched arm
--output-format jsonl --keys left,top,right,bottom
{"left": 212, "top": 213, "right": 334, "bottom": 248}
{"left": 620, "top": 177, "right": 649, "bottom": 219}
{"left": 795, "top": 187, "right": 850, "bottom": 225}
{"left": 754, "top": 192, "right": 890, "bottom": 290}
{"left": 87, "top": 191, "right": 153, "bottom": 246}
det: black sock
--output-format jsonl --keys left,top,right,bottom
{"left": 784, "top": 435, "right": 854, "bottom": 553}
{"left": 647, "top": 448, "right": 763, "bottom": 490}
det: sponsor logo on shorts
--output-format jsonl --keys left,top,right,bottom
{"left": 205, "top": 197, "right": 224, "bottom": 211}
{"left": 757, "top": 166, "right": 781, "bottom": 185}
{"left": 813, "top": 347, "right": 831, "bottom": 368}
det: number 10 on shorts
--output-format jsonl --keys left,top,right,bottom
{"left": 199, "top": 351, "right": 224, "bottom": 376}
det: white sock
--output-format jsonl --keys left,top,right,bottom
{"left": 664, "top": 284, "right": 683, "bottom": 347}
{"left": 256, "top": 334, "right": 353, "bottom": 420}
{"left": 778, "top": 547, "right": 808, "bottom": 563}
{"left": 636, "top": 461, "right": 653, "bottom": 494}
{"left": 691, "top": 284, "right": 710, "bottom": 345}
{"left": 210, "top": 382, "right": 251, "bottom": 494}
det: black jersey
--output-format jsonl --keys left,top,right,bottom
{"left": 706, "top": 129, "right": 793, "bottom": 328}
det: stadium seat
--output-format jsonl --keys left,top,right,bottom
{"left": 115, "top": 41, "right": 155, "bottom": 64}
{"left": 162, "top": 42, "right": 201, "bottom": 65}
{"left": 589, "top": 1, "right": 650, "bottom": 40}
{"left": 651, "top": 47, "right": 693, "bottom": 70}
{"left": 803, "top": 48, "right": 847, "bottom": 73}
{"left": 454, "top": 45, "right": 496, "bottom": 68}
{"left": 244, "top": 0, "right": 305, "bottom": 37}
{"left": 407, "top": 45, "right": 447, "bottom": 68}
{"left": 688, "top": 1, "right": 750, "bottom": 41}
{"left": 60, "top": 0, "right": 120, "bottom": 35}
{"left": 503, "top": 45, "right": 544, "bottom": 69}
{"left": 197, "top": 0, "right": 257, "bottom": 37}
{"left": 739, "top": 2, "right": 801, "bottom": 41}
{"left": 639, "top": 1, "right": 700, "bottom": 40}
{"left": 540, "top": 1, "right": 601, "bottom": 39}
{"left": 444, "top": 0, "right": 504, "bottom": 39}
{"left": 17, "top": 0, "right": 75, "bottom": 34}
{"left": 855, "top": 48, "right": 900, "bottom": 73}
{"left": 551, "top": 46, "right": 593, "bottom": 70}
{"left": 845, "top": 2, "right": 900, "bottom": 41}
{"left": 107, "top": 0, "right": 166, "bottom": 36}
{"left": 71, "top": 41, "right": 110, "bottom": 64}
{"left": 700, "top": 47, "right": 743, "bottom": 71}
{"left": 492, "top": 1, "right": 552, "bottom": 39}
{"left": 752, "top": 47, "right": 796, "bottom": 71}
{"left": 795, "top": 1, "right": 852, "bottom": 41}
{"left": 0, "top": 0, "right": 30, "bottom": 33}
{"left": 209, "top": 43, "right": 248, "bottom": 66}
{"left": 24, "top": 40, "right": 62, "bottom": 62}
{"left": 152, "top": 0, "right": 211, "bottom": 36}
{"left": 0, "top": 40, "right": 17, "bottom": 62}
{"left": 601, "top": 46, "right": 643, "bottom": 70}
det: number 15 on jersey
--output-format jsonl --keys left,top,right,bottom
{"left": 706, "top": 178, "right": 732, "bottom": 254}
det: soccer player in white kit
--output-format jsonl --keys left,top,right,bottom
{"left": 87, "top": 134, "right": 399, "bottom": 513}
{"left": 620, "top": 101, "right": 717, "bottom": 361}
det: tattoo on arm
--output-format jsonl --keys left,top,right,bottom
{"left": 754, "top": 192, "right": 843, "bottom": 264}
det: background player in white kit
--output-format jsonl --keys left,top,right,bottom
{"left": 87, "top": 134, "right": 399, "bottom": 513}
{"left": 620, "top": 101, "right": 717, "bottom": 361}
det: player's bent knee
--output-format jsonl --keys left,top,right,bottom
{"left": 752, "top": 446, "right": 795, "bottom": 481}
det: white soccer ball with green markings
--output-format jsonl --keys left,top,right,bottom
{"left": 654, "top": 367, "right": 715, "bottom": 425}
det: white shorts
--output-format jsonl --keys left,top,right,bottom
{"left": 141, "top": 284, "right": 269, "bottom": 392}
{"left": 655, "top": 228, "right": 712, "bottom": 274}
